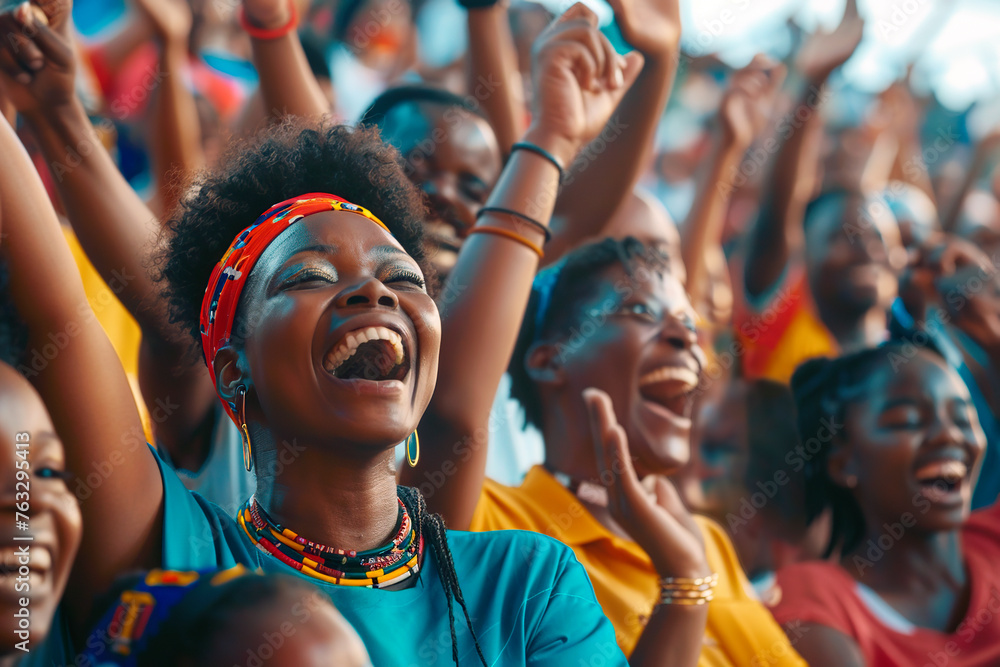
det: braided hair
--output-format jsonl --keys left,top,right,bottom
{"left": 397, "top": 485, "right": 487, "bottom": 666}
{"left": 508, "top": 236, "right": 672, "bottom": 430}
{"left": 790, "top": 340, "right": 943, "bottom": 557}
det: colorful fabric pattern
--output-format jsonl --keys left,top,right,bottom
{"left": 80, "top": 565, "right": 256, "bottom": 665}
{"left": 198, "top": 193, "right": 391, "bottom": 426}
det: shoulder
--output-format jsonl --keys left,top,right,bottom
{"left": 446, "top": 528, "right": 579, "bottom": 572}
{"left": 471, "top": 478, "right": 549, "bottom": 533}
{"left": 769, "top": 561, "right": 860, "bottom": 629}
{"left": 445, "top": 529, "right": 595, "bottom": 600}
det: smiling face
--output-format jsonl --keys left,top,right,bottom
{"left": 226, "top": 212, "right": 441, "bottom": 453}
{"left": 0, "top": 364, "right": 81, "bottom": 653}
{"left": 838, "top": 349, "right": 985, "bottom": 537}
{"left": 805, "top": 194, "right": 903, "bottom": 319}
{"left": 379, "top": 102, "right": 502, "bottom": 277}
{"left": 542, "top": 264, "right": 704, "bottom": 477}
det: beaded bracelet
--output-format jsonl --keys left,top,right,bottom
{"left": 468, "top": 226, "right": 544, "bottom": 258}
{"left": 239, "top": 1, "right": 299, "bottom": 40}
{"left": 511, "top": 141, "right": 565, "bottom": 184}
{"left": 477, "top": 206, "right": 552, "bottom": 242}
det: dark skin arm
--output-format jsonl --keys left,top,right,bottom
{"left": 404, "top": 3, "right": 644, "bottom": 531}
{"left": 940, "top": 131, "right": 1000, "bottom": 234}
{"left": 241, "top": 0, "right": 331, "bottom": 121}
{"left": 0, "top": 93, "right": 161, "bottom": 636}
{"left": 681, "top": 57, "right": 783, "bottom": 311}
{"left": 544, "top": 0, "right": 680, "bottom": 265}
{"left": 140, "top": 0, "right": 205, "bottom": 217}
{"left": 0, "top": 5, "right": 218, "bottom": 471}
{"left": 743, "top": 0, "right": 864, "bottom": 297}
{"left": 466, "top": 1, "right": 526, "bottom": 153}
{"left": 785, "top": 623, "right": 866, "bottom": 667}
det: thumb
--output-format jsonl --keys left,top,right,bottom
{"left": 618, "top": 51, "right": 644, "bottom": 92}
{"left": 559, "top": 2, "right": 599, "bottom": 27}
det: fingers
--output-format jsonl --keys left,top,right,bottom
{"left": 584, "top": 387, "right": 643, "bottom": 506}
{"left": 24, "top": 19, "right": 72, "bottom": 68}
{"left": 843, "top": 0, "right": 859, "bottom": 21}
{"left": 553, "top": 1, "right": 598, "bottom": 29}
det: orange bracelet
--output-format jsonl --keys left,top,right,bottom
{"left": 467, "top": 226, "right": 544, "bottom": 258}
{"left": 239, "top": 2, "right": 299, "bottom": 40}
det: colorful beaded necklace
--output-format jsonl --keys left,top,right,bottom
{"left": 238, "top": 494, "right": 423, "bottom": 588}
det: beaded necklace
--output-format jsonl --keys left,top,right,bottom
{"left": 238, "top": 494, "right": 423, "bottom": 588}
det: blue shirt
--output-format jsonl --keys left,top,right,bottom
{"left": 31, "top": 451, "right": 625, "bottom": 666}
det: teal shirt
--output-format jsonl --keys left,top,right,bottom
{"left": 30, "top": 451, "right": 625, "bottom": 666}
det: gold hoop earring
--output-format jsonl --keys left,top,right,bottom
{"left": 406, "top": 430, "right": 420, "bottom": 467}
{"left": 237, "top": 385, "right": 253, "bottom": 473}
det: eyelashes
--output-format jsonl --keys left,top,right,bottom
{"left": 282, "top": 267, "right": 426, "bottom": 291}
{"left": 381, "top": 269, "right": 426, "bottom": 289}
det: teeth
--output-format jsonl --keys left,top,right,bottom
{"left": 638, "top": 366, "right": 699, "bottom": 391}
{"left": 0, "top": 545, "right": 50, "bottom": 574}
{"left": 323, "top": 326, "right": 405, "bottom": 374}
{"left": 915, "top": 460, "right": 967, "bottom": 483}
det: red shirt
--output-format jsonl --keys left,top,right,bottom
{"left": 768, "top": 503, "right": 1000, "bottom": 666}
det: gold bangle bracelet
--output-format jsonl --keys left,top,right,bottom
{"left": 660, "top": 573, "right": 718, "bottom": 587}
{"left": 660, "top": 594, "right": 714, "bottom": 606}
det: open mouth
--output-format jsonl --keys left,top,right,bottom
{"left": 0, "top": 545, "right": 52, "bottom": 579}
{"left": 638, "top": 366, "right": 699, "bottom": 420}
{"left": 914, "top": 459, "right": 968, "bottom": 502}
{"left": 323, "top": 326, "right": 409, "bottom": 382}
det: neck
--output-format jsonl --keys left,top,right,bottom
{"left": 540, "top": 399, "right": 641, "bottom": 542}
{"left": 848, "top": 523, "right": 965, "bottom": 593}
{"left": 821, "top": 303, "right": 887, "bottom": 352}
{"left": 254, "top": 437, "right": 401, "bottom": 552}
{"left": 540, "top": 394, "right": 599, "bottom": 483}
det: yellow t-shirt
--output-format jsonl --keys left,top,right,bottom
{"left": 471, "top": 466, "right": 806, "bottom": 666}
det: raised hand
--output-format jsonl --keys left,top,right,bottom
{"left": 795, "top": 0, "right": 864, "bottom": 82}
{"left": 526, "top": 3, "right": 644, "bottom": 167}
{"left": 241, "top": 0, "right": 293, "bottom": 29}
{"left": 585, "top": 387, "right": 709, "bottom": 579}
{"left": 607, "top": 0, "right": 680, "bottom": 58}
{"left": 720, "top": 55, "right": 785, "bottom": 151}
{"left": 135, "top": 0, "right": 192, "bottom": 45}
{"left": 0, "top": 3, "right": 75, "bottom": 115}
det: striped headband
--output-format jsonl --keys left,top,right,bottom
{"left": 199, "top": 193, "right": 391, "bottom": 425}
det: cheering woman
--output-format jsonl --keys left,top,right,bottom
{"left": 0, "top": 4, "right": 653, "bottom": 665}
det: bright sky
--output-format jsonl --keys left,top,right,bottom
{"left": 533, "top": 0, "right": 1000, "bottom": 111}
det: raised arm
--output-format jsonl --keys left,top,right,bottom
{"left": 681, "top": 57, "right": 783, "bottom": 311}
{"left": 0, "top": 85, "right": 162, "bottom": 633}
{"left": 139, "top": 0, "right": 205, "bottom": 216}
{"left": 0, "top": 4, "right": 218, "bottom": 470}
{"left": 744, "top": 0, "right": 864, "bottom": 298}
{"left": 242, "top": 0, "right": 330, "bottom": 121}
{"left": 404, "top": 3, "right": 643, "bottom": 530}
{"left": 464, "top": 0, "right": 526, "bottom": 153}
{"left": 543, "top": 0, "right": 679, "bottom": 264}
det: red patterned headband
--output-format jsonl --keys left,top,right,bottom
{"left": 199, "top": 193, "right": 391, "bottom": 425}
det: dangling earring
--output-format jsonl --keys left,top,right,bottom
{"left": 237, "top": 385, "right": 254, "bottom": 473}
{"left": 406, "top": 430, "right": 420, "bottom": 467}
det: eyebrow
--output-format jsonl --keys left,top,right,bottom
{"left": 879, "top": 397, "right": 920, "bottom": 410}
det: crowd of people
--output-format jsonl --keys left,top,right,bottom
{"left": 0, "top": 0, "right": 998, "bottom": 664}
